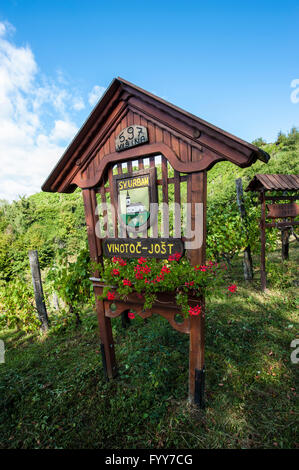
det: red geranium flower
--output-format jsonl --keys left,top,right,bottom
{"left": 188, "top": 305, "right": 201, "bottom": 316}
{"left": 112, "top": 268, "right": 120, "bottom": 276}
{"left": 135, "top": 272, "right": 143, "bottom": 280}
{"left": 137, "top": 257, "right": 147, "bottom": 264}
{"left": 107, "top": 291, "right": 115, "bottom": 300}
{"left": 128, "top": 312, "right": 135, "bottom": 319}
{"left": 122, "top": 279, "right": 132, "bottom": 287}
{"left": 168, "top": 252, "right": 182, "bottom": 262}
{"left": 161, "top": 265, "right": 170, "bottom": 274}
{"left": 228, "top": 284, "right": 237, "bottom": 293}
{"left": 193, "top": 265, "right": 207, "bottom": 272}
{"left": 112, "top": 256, "right": 126, "bottom": 266}
{"left": 141, "top": 264, "right": 151, "bottom": 274}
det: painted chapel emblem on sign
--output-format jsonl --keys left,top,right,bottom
{"left": 115, "top": 125, "right": 148, "bottom": 152}
{"left": 113, "top": 168, "right": 157, "bottom": 229}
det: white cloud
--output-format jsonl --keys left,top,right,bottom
{"left": 0, "top": 22, "right": 85, "bottom": 201}
{"left": 88, "top": 85, "right": 106, "bottom": 106}
{"left": 72, "top": 97, "right": 85, "bottom": 111}
{"left": 0, "top": 21, "right": 15, "bottom": 39}
{"left": 0, "top": 23, "right": 6, "bottom": 37}
{"left": 50, "top": 120, "right": 78, "bottom": 142}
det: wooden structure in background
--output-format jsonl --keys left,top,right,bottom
{"left": 246, "top": 174, "right": 299, "bottom": 291}
{"left": 42, "top": 78, "right": 269, "bottom": 406}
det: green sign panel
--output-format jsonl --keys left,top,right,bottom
{"left": 114, "top": 168, "right": 157, "bottom": 229}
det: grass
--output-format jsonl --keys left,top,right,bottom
{"left": 0, "top": 243, "right": 298, "bottom": 449}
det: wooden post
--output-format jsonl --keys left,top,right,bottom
{"left": 52, "top": 293, "right": 59, "bottom": 311}
{"left": 94, "top": 287, "right": 117, "bottom": 378}
{"left": 281, "top": 228, "right": 290, "bottom": 261}
{"left": 260, "top": 191, "right": 267, "bottom": 291}
{"left": 28, "top": 250, "right": 49, "bottom": 331}
{"left": 82, "top": 188, "right": 117, "bottom": 379}
{"left": 235, "top": 178, "right": 253, "bottom": 281}
{"left": 188, "top": 171, "right": 207, "bottom": 407}
{"left": 121, "top": 310, "right": 131, "bottom": 328}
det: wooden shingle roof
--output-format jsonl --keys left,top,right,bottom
{"left": 246, "top": 174, "right": 299, "bottom": 192}
{"left": 42, "top": 77, "right": 271, "bottom": 193}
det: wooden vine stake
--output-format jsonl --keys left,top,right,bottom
{"left": 235, "top": 178, "right": 253, "bottom": 281}
{"left": 28, "top": 250, "right": 49, "bottom": 331}
{"left": 42, "top": 78, "right": 269, "bottom": 406}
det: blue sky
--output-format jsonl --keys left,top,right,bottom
{"left": 0, "top": 0, "right": 298, "bottom": 200}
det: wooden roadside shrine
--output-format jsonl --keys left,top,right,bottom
{"left": 42, "top": 78, "right": 269, "bottom": 406}
{"left": 246, "top": 174, "right": 299, "bottom": 291}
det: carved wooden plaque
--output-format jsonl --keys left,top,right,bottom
{"left": 267, "top": 202, "right": 299, "bottom": 219}
{"left": 115, "top": 125, "right": 148, "bottom": 152}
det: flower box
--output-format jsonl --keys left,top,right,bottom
{"left": 90, "top": 277, "right": 202, "bottom": 334}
